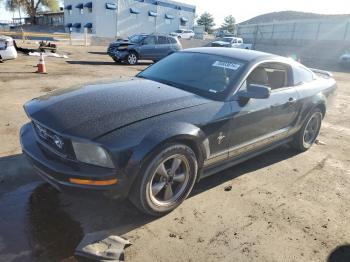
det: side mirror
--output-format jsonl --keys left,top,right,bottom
{"left": 238, "top": 84, "right": 271, "bottom": 99}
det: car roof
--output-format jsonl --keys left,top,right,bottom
{"left": 182, "top": 47, "right": 276, "bottom": 62}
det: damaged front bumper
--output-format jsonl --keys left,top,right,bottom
{"left": 107, "top": 47, "right": 129, "bottom": 61}
{"left": 20, "top": 123, "right": 129, "bottom": 199}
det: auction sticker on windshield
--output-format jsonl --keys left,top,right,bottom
{"left": 212, "top": 61, "right": 241, "bottom": 70}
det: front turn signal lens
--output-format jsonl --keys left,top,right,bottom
{"left": 69, "top": 178, "right": 118, "bottom": 186}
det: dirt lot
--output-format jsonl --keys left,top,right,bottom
{"left": 0, "top": 43, "right": 349, "bottom": 262}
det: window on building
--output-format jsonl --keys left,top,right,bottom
{"left": 84, "top": 2, "right": 92, "bottom": 13}
{"left": 165, "top": 19, "right": 172, "bottom": 24}
{"left": 149, "top": 16, "right": 155, "bottom": 22}
{"left": 69, "top": 10, "right": 72, "bottom": 15}
{"left": 180, "top": 19, "right": 188, "bottom": 27}
{"left": 80, "top": 9, "right": 84, "bottom": 14}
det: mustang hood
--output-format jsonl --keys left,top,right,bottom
{"left": 24, "top": 78, "right": 210, "bottom": 139}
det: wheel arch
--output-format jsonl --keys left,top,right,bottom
{"left": 129, "top": 122, "right": 208, "bottom": 174}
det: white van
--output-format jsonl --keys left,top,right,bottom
{"left": 0, "top": 35, "right": 17, "bottom": 61}
{"left": 170, "top": 29, "right": 195, "bottom": 39}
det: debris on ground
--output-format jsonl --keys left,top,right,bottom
{"left": 315, "top": 139, "right": 327, "bottom": 146}
{"left": 39, "top": 41, "right": 57, "bottom": 53}
{"left": 28, "top": 52, "right": 68, "bottom": 59}
{"left": 169, "top": 233, "right": 177, "bottom": 238}
{"left": 75, "top": 231, "right": 131, "bottom": 262}
{"left": 224, "top": 185, "right": 232, "bottom": 192}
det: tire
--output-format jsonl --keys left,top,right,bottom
{"left": 126, "top": 52, "right": 138, "bottom": 65}
{"left": 290, "top": 108, "right": 323, "bottom": 152}
{"left": 129, "top": 144, "right": 198, "bottom": 216}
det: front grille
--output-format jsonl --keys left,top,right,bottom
{"left": 32, "top": 121, "right": 75, "bottom": 160}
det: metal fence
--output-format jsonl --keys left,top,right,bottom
{"left": 237, "top": 18, "right": 350, "bottom": 42}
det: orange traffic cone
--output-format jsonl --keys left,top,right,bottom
{"left": 37, "top": 53, "right": 47, "bottom": 74}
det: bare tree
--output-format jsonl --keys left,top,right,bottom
{"left": 1, "top": 0, "right": 59, "bottom": 24}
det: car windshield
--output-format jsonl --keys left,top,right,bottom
{"left": 220, "top": 38, "right": 233, "bottom": 43}
{"left": 137, "top": 52, "right": 247, "bottom": 100}
{"left": 129, "top": 34, "right": 146, "bottom": 43}
{"left": 175, "top": 30, "right": 184, "bottom": 33}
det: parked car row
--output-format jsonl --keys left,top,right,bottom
{"left": 107, "top": 33, "right": 253, "bottom": 65}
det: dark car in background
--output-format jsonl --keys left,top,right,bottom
{"left": 20, "top": 48, "right": 336, "bottom": 216}
{"left": 107, "top": 34, "right": 182, "bottom": 65}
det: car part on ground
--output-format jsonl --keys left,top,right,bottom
{"left": 0, "top": 35, "right": 17, "bottom": 61}
{"left": 20, "top": 48, "right": 336, "bottom": 215}
{"left": 75, "top": 231, "right": 131, "bottom": 261}
{"left": 38, "top": 41, "right": 57, "bottom": 53}
{"left": 107, "top": 33, "right": 182, "bottom": 65}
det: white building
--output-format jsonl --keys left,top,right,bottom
{"left": 64, "top": 0, "right": 196, "bottom": 38}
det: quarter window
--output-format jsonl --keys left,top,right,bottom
{"left": 158, "top": 36, "right": 168, "bottom": 44}
{"left": 293, "top": 66, "right": 315, "bottom": 85}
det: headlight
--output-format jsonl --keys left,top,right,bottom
{"left": 72, "top": 142, "right": 114, "bottom": 168}
{"left": 117, "top": 46, "right": 128, "bottom": 51}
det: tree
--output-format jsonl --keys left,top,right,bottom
{"left": 2, "top": 0, "right": 59, "bottom": 24}
{"left": 197, "top": 12, "right": 215, "bottom": 33}
{"left": 221, "top": 15, "right": 236, "bottom": 33}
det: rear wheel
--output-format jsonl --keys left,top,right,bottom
{"left": 291, "top": 108, "right": 323, "bottom": 152}
{"left": 129, "top": 144, "right": 198, "bottom": 216}
{"left": 126, "top": 52, "right": 138, "bottom": 65}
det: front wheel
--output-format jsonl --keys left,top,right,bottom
{"left": 126, "top": 52, "right": 138, "bottom": 65}
{"left": 291, "top": 108, "right": 323, "bottom": 152}
{"left": 129, "top": 144, "right": 198, "bottom": 216}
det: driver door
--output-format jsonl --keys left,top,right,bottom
{"left": 227, "top": 62, "right": 300, "bottom": 156}
{"left": 139, "top": 35, "right": 157, "bottom": 60}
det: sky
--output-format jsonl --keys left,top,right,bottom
{"left": 0, "top": 0, "right": 349, "bottom": 24}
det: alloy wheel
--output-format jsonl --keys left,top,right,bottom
{"left": 303, "top": 112, "right": 322, "bottom": 147}
{"left": 128, "top": 53, "right": 137, "bottom": 65}
{"left": 149, "top": 155, "right": 190, "bottom": 207}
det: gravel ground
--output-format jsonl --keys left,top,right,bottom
{"left": 0, "top": 42, "right": 349, "bottom": 262}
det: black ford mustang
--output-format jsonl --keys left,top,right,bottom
{"left": 20, "top": 48, "right": 336, "bottom": 216}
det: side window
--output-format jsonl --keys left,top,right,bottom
{"left": 293, "top": 66, "right": 314, "bottom": 85}
{"left": 246, "top": 63, "right": 290, "bottom": 90}
{"left": 158, "top": 36, "right": 168, "bottom": 45}
{"left": 143, "top": 36, "right": 156, "bottom": 45}
{"left": 168, "top": 37, "right": 177, "bottom": 44}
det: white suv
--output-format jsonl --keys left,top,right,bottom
{"left": 0, "top": 35, "right": 17, "bottom": 61}
{"left": 170, "top": 29, "right": 195, "bottom": 39}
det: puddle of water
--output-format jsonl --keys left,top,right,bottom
{"left": 0, "top": 182, "right": 83, "bottom": 262}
